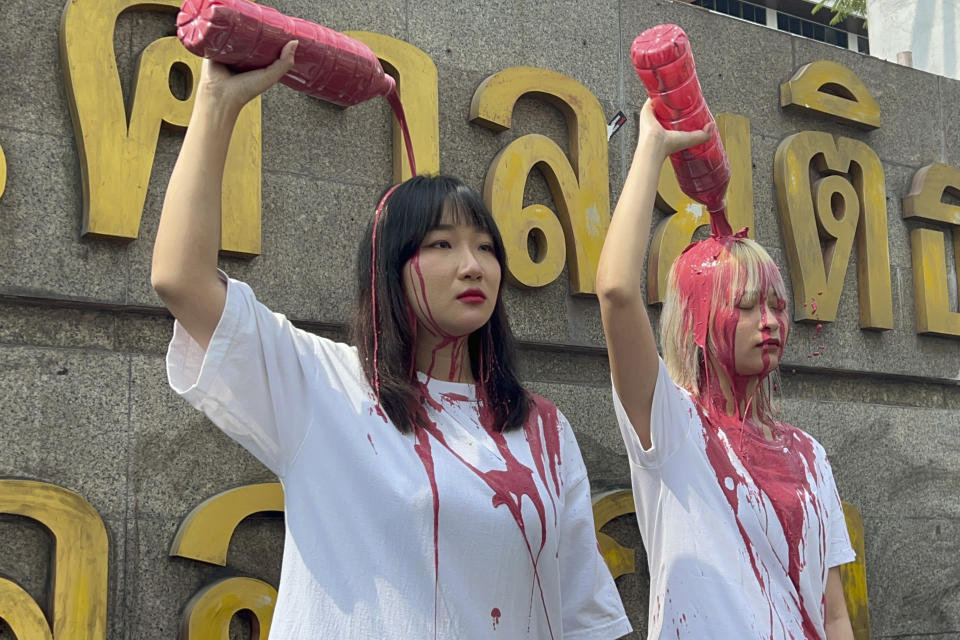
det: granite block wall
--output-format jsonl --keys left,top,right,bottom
{"left": 1, "top": 0, "right": 958, "bottom": 637}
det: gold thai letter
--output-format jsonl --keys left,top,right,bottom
{"left": 347, "top": 32, "right": 440, "bottom": 182}
{"left": 780, "top": 60, "right": 881, "bottom": 130}
{"left": 902, "top": 163, "right": 960, "bottom": 336}
{"left": 60, "top": 0, "right": 262, "bottom": 256}
{"left": 0, "top": 579, "right": 54, "bottom": 640}
{"left": 470, "top": 67, "right": 609, "bottom": 295}
{"left": 592, "top": 489, "right": 637, "bottom": 579}
{"left": 0, "top": 142, "right": 6, "bottom": 201}
{"left": 0, "top": 479, "right": 109, "bottom": 639}
{"left": 774, "top": 131, "right": 892, "bottom": 329}
{"left": 647, "top": 113, "right": 754, "bottom": 304}
{"left": 171, "top": 483, "right": 284, "bottom": 637}
{"left": 180, "top": 577, "right": 278, "bottom": 640}
{"left": 839, "top": 502, "right": 870, "bottom": 640}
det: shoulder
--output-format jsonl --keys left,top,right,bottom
{"left": 780, "top": 421, "right": 828, "bottom": 457}
{"left": 778, "top": 420, "right": 839, "bottom": 482}
{"left": 525, "top": 393, "right": 571, "bottom": 434}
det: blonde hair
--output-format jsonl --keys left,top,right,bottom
{"left": 660, "top": 236, "right": 788, "bottom": 405}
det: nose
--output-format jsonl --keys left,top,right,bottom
{"left": 760, "top": 301, "right": 779, "bottom": 331}
{"left": 458, "top": 247, "right": 483, "bottom": 280}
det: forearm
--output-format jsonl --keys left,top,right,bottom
{"left": 824, "top": 566, "right": 854, "bottom": 640}
{"left": 825, "top": 618, "right": 854, "bottom": 640}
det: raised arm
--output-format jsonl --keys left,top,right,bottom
{"left": 151, "top": 42, "right": 297, "bottom": 349}
{"left": 595, "top": 100, "right": 711, "bottom": 449}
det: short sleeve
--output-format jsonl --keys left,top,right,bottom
{"left": 556, "top": 413, "right": 633, "bottom": 640}
{"left": 612, "top": 356, "right": 695, "bottom": 468}
{"left": 166, "top": 273, "right": 360, "bottom": 477}
{"left": 820, "top": 454, "right": 856, "bottom": 568}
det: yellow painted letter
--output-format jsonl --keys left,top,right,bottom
{"left": 0, "top": 479, "right": 109, "bottom": 639}
{"left": 774, "top": 131, "right": 892, "bottom": 329}
{"left": 60, "top": 0, "right": 262, "bottom": 255}
{"left": 470, "top": 67, "right": 609, "bottom": 294}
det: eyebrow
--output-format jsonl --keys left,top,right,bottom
{"left": 428, "top": 223, "right": 491, "bottom": 235}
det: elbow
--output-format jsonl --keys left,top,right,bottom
{"left": 595, "top": 272, "right": 641, "bottom": 309}
{"left": 150, "top": 273, "right": 177, "bottom": 307}
{"left": 150, "top": 266, "right": 188, "bottom": 307}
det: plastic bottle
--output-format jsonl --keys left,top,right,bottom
{"left": 630, "top": 24, "right": 731, "bottom": 236}
{"left": 177, "top": 0, "right": 416, "bottom": 174}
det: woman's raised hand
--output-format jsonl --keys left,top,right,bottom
{"left": 196, "top": 40, "right": 299, "bottom": 116}
{"left": 635, "top": 98, "right": 715, "bottom": 161}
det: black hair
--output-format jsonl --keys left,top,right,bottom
{"left": 351, "top": 175, "right": 531, "bottom": 434}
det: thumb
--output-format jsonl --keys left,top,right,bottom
{"left": 266, "top": 40, "right": 298, "bottom": 81}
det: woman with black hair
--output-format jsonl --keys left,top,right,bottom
{"left": 152, "top": 42, "right": 631, "bottom": 640}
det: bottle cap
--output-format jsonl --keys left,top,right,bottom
{"left": 631, "top": 24, "right": 689, "bottom": 70}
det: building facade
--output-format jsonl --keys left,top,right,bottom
{"left": 1, "top": 0, "right": 959, "bottom": 637}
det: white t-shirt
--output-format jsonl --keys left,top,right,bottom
{"left": 612, "top": 358, "right": 855, "bottom": 639}
{"left": 166, "top": 274, "right": 632, "bottom": 640}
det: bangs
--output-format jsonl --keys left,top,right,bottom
{"left": 430, "top": 184, "right": 492, "bottom": 233}
{"left": 719, "top": 240, "right": 787, "bottom": 309}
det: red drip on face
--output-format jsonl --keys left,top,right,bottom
{"left": 410, "top": 389, "right": 563, "bottom": 640}
{"left": 408, "top": 250, "right": 470, "bottom": 382}
{"left": 491, "top": 607, "right": 501, "bottom": 630}
{"left": 673, "top": 237, "right": 787, "bottom": 420}
{"left": 367, "top": 433, "right": 378, "bottom": 455}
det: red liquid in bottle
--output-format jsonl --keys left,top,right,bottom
{"left": 177, "top": 0, "right": 416, "bottom": 176}
{"left": 631, "top": 24, "right": 731, "bottom": 236}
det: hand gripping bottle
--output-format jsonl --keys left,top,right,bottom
{"left": 177, "top": 0, "right": 415, "bottom": 175}
{"left": 630, "top": 24, "right": 731, "bottom": 236}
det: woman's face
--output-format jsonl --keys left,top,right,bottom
{"left": 731, "top": 286, "right": 788, "bottom": 377}
{"left": 402, "top": 212, "right": 501, "bottom": 339}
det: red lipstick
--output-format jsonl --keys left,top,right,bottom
{"left": 457, "top": 288, "right": 486, "bottom": 304}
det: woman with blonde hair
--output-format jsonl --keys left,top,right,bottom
{"left": 596, "top": 99, "right": 855, "bottom": 639}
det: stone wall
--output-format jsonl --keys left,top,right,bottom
{"left": 0, "top": 0, "right": 958, "bottom": 637}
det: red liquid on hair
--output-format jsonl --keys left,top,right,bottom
{"left": 630, "top": 24, "right": 731, "bottom": 236}
{"left": 177, "top": 0, "right": 416, "bottom": 175}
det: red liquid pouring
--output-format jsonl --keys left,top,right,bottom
{"left": 631, "top": 24, "right": 731, "bottom": 236}
{"left": 177, "top": 0, "right": 416, "bottom": 175}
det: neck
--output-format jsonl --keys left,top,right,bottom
{"left": 414, "top": 329, "right": 473, "bottom": 383}
{"left": 703, "top": 356, "right": 764, "bottom": 424}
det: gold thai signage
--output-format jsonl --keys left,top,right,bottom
{"left": 48, "top": 2, "right": 960, "bottom": 336}
{"left": 0, "top": 480, "right": 870, "bottom": 640}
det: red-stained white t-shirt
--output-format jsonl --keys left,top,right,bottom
{"left": 166, "top": 274, "right": 632, "bottom": 640}
{"left": 612, "top": 358, "right": 855, "bottom": 639}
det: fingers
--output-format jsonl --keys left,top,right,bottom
{"left": 238, "top": 40, "right": 298, "bottom": 92}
